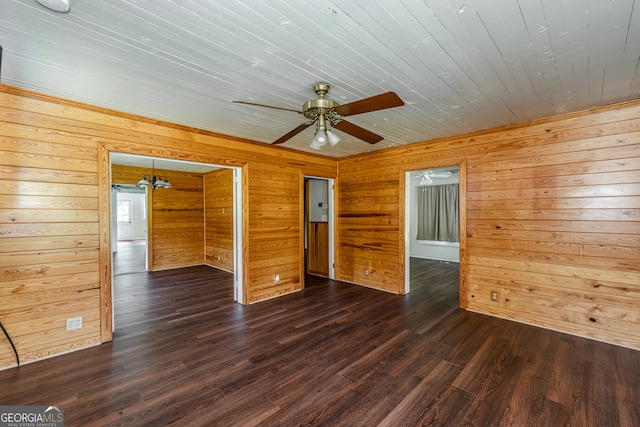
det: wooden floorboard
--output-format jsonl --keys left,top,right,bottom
{"left": 1, "top": 254, "right": 639, "bottom": 426}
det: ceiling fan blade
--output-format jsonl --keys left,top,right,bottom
{"left": 233, "top": 100, "right": 302, "bottom": 114}
{"left": 272, "top": 122, "right": 314, "bottom": 144}
{"left": 333, "top": 120, "right": 384, "bottom": 144}
{"left": 334, "top": 92, "right": 404, "bottom": 117}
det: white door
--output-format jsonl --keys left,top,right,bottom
{"left": 116, "top": 198, "right": 133, "bottom": 240}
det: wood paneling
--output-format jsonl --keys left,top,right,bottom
{"left": 0, "top": 144, "right": 101, "bottom": 367}
{"left": 4, "top": 80, "right": 637, "bottom": 370}
{"left": 204, "top": 169, "right": 234, "bottom": 272}
{"left": 112, "top": 165, "right": 205, "bottom": 270}
{"left": 150, "top": 169, "right": 204, "bottom": 270}
{"left": 338, "top": 101, "right": 640, "bottom": 350}
{"left": 0, "top": 86, "right": 336, "bottom": 369}
{"left": 336, "top": 169, "right": 402, "bottom": 293}
{"left": 307, "top": 222, "right": 329, "bottom": 276}
{"left": 247, "top": 164, "right": 303, "bottom": 302}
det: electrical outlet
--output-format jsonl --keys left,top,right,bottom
{"left": 490, "top": 290, "right": 499, "bottom": 302}
{"left": 274, "top": 274, "right": 280, "bottom": 284}
{"left": 217, "top": 255, "right": 221, "bottom": 261}
{"left": 66, "top": 317, "right": 82, "bottom": 331}
{"left": 364, "top": 269, "right": 369, "bottom": 276}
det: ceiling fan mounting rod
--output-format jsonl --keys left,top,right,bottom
{"left": 316, "top": 113, "right": 327, "bottom": 132}
{"left": 313, "top": 82, "right": 330, "bottom": 98}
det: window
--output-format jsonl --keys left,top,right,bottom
{"left": 116, "top": 200, "right": 131, "bottom": 222}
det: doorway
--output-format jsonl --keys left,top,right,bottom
{"left": 304, "top": 177, "right": 335, "bottom": 280}
{"left": 404, "top": 164, "right": 465, "bottom": 302}
{"left": 108, "top": 152, "right": 244, "bottom": 305}
{"left": 112, "top": 185, "right": 148, "bottom": 275}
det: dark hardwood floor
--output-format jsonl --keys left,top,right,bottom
{"left": 1, "top": 258, "right": 639, "bottom": 426}
{"left": 113, "top": 240, "right": 146, "bottom": 276}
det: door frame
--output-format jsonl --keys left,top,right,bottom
{"left": 400, "top": 159, "right": 468, "bottom": 308}
{"left": 98, "top": 144, "right": 247, "bottom": 342}
{"left": 303, "top": 176, "right": 335, "bottom": 281}
{"left": 233, "top": 168, "right": 244, "bottom": 302}
{"left": 110, "top": 186, "right": 148, "bottom": 265}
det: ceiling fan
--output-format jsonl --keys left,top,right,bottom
{"left": 418, "top": 170, "right": 457, "bottom": 185}
{"left": 233, "top": 83, "right": 404, "bottom": 150}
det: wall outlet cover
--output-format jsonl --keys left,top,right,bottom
{"left": 66, "top": 317, "right": 83, "bottom": 331}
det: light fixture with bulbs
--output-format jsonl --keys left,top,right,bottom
{"left": 136, "top": 160, "right": 172, "bottom": 190}
{"left": 309, "top": 112, "right": 342, "bottom": 150}
{"left": 137, "top": 174, "right": 172, "bottom": 190}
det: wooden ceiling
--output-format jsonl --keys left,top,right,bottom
{"left": 2, "top": 0, "right": 639, "bottom": 157}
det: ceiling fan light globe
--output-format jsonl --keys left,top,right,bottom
{"left": 309, "top": 140, "right": 323, "bottom": 150}
{"left": 310, "top": 133, "right": 326, "bottom": 150}
{"left": 310, "top": 131, "right": 328, "bottom": 150}
{"left": 316, "top": 131, "right": 327, "bottom": 144}
{"left": 327, "top": 130, "right": 341, "bottom": 146}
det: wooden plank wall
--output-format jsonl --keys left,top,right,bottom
{"left": 112, "top": 164, "right": 205, "bottom": 270}
{"left": 0, "top": 87, "right": 336, "bottom": 369}
{"left": 337, "top": 100, "right": 640, "bottom": 350}
{"left": 336, "top": 172, "right": 402, "bottom": 292}
{"left": 149, "top": 169, "right": 204, "bottom": 270}
{"left": 307, "top": 222, "right": 329, "bottom": 276}
{"left": 204, "top": 169, "right": 234, "bottom": 272}
{"left": 0, "top": 106, "right": 102, "bottom": 367}
{"left": 247, "top": 164, "right": 303, "bottom": 302}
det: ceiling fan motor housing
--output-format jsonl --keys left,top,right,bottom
{"left": 303, "top": 83, "right": 341, "bottom": 124}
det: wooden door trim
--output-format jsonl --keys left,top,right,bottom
{"left": 399, "top": 158, "right": 468, "bottom": 309}
{"left": 98, "top": 143, "right": 113, "bottom": 342}
{"left": 98, "top": 142, "right": 249, "bottom": 343}
{"left": 301, "top": 175, "right": 337, "bottom": 280}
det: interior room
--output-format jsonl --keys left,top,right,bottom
{"left": 0, "top": 1, "right": 639, "bottom": 425}
{"left": 408, "top": 166, "right": 461, "bottom": 263}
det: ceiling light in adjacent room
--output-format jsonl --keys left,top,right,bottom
{"left": 136, "top": 160, "right": 171, "bottom": 190}
{"left": 136, "top": 175, "right": 150, "bottom": 187}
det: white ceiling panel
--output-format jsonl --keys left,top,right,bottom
{"left": 1, "top": 0, "right": 639, "bottom": 158}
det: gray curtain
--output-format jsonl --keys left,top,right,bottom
{"left": 417, "top": 184, "right": 459, "bottom": 242}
